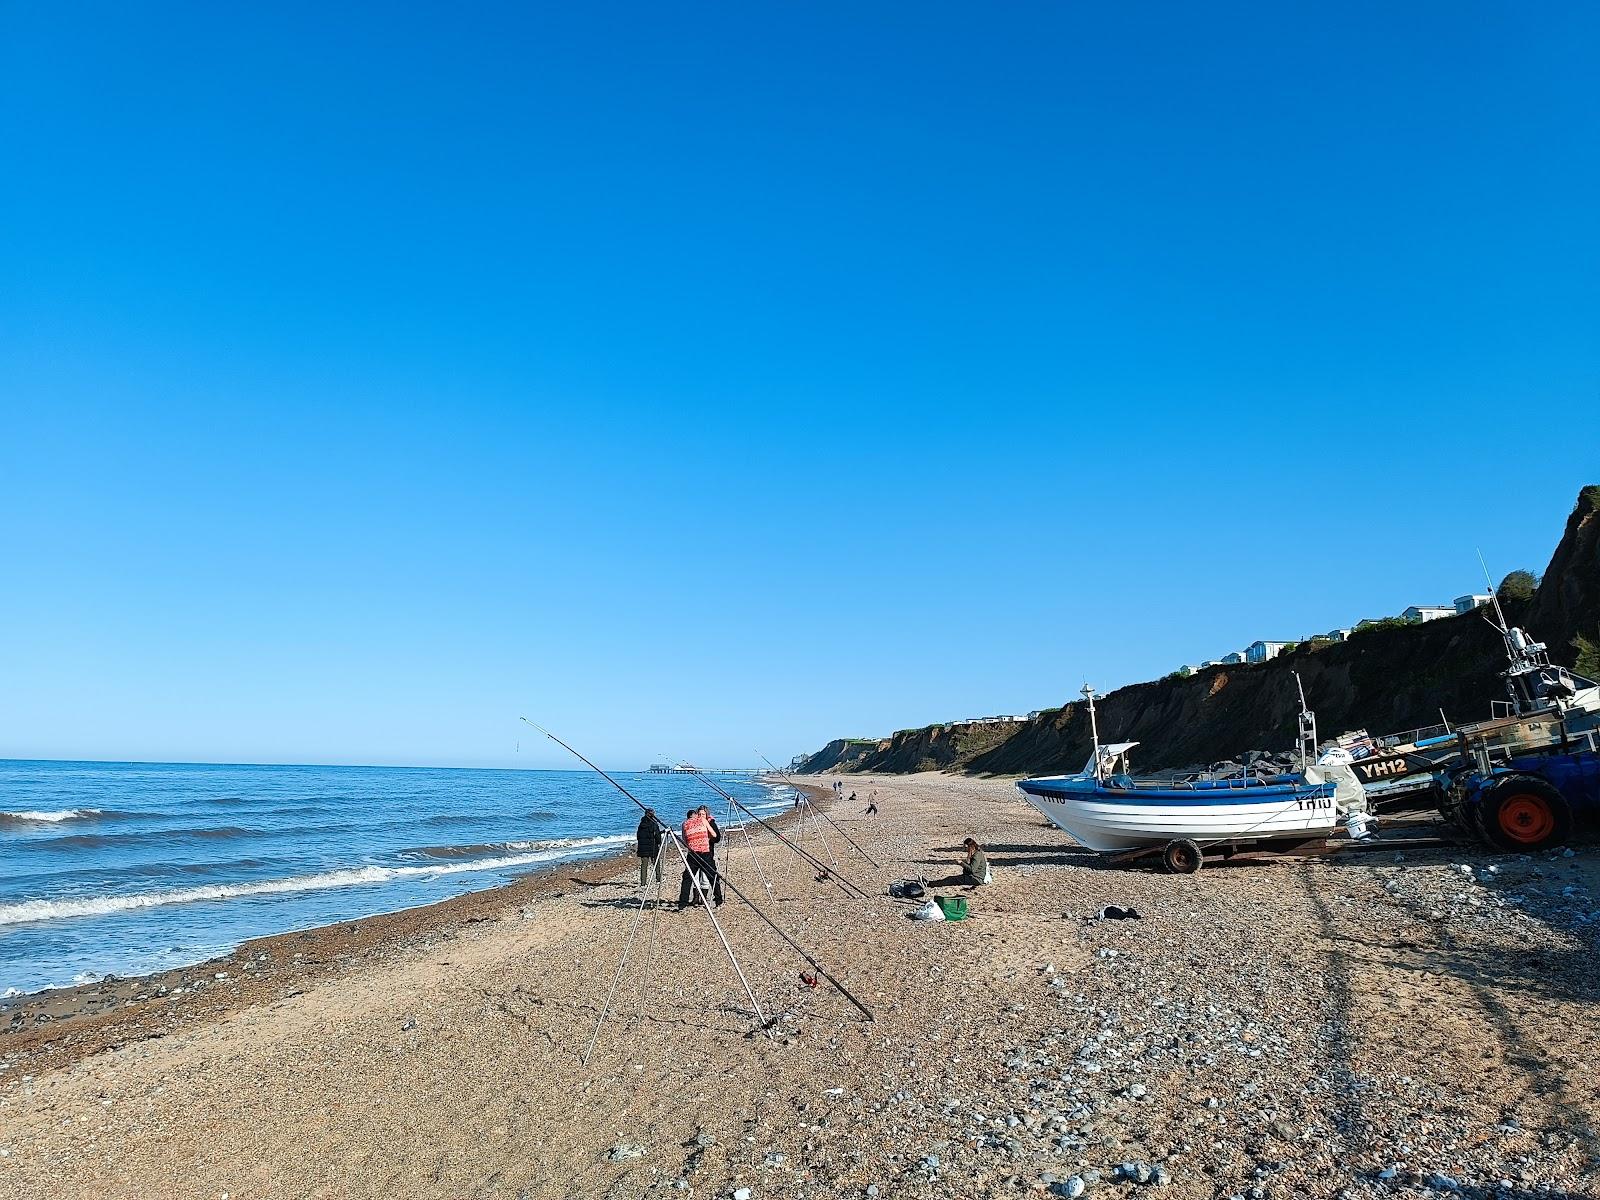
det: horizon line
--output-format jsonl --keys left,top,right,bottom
{"left": 0, "top": 755, "right": 773, "bottom": 775}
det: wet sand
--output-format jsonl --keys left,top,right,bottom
{"left": 3, "top": 774, "right": 1600, "bottom": 1199}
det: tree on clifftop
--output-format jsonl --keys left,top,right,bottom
{"left": 1499, "top": 569, "right": 1540, "bottom": 603}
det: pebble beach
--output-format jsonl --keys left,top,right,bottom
{"left": 3, "top": 773, "right": 1599, "bottom": 1199}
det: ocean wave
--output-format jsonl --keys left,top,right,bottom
{"left": 0, "top": 808, "right": 103, "bottom": 826}
{"left": 402, "top": 834, "right": 629, "bottom": 860}
{"left": 0, "top": 837, "right": 634, "bottom": 927}
{"left": 29, "top": 826, "right": 267, "bottom": 851}
{"left": 421, "top": 812, "right": 482, "bottom": 827}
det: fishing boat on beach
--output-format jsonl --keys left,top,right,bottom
{"left": 1016, "top": 683, "right": 1365, "bottom": 871}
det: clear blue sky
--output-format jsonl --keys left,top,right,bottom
{"left": 2, "top": 3, "right": 1596, "bottom": 769}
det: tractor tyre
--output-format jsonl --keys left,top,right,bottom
{"left": 1479, "top": 774, "right": 1572, "bottom": 853}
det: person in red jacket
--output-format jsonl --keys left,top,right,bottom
{"left": 678, "top": 807, "right": 712, "bottom": 907}
{"left": 677, "top": 805, "right": 724, "bottom": 908}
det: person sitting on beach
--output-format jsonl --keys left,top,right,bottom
{"left": 635, "top": 807, "right": 666, "bottom": 887}
{"left": 929, "top": 838, "right": 992, "bottom": 888}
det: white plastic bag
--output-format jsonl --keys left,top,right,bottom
{"left": 910, "top": 900, "right": 946, "bottom": 922}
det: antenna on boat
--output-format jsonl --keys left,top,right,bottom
{"left": 1478, "top": 549, "right": 1515, "bottom": 643}
{"left": 1475, "top": 549, "right": 1559, "bottom": 713}
{"left": 1081, "top": 684, "right": 1103, "bottom": 781}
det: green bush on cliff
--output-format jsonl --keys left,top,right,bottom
{"left": 1499, "top": 569, "right": 1540, "bottom": 603}
{"left": 1576, "top": 631, "right": 1600, "bottom": 679}
{"left": 1353, "top": 617, "right": 1410, "bottom": 636}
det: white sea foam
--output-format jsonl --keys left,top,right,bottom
{"left": 0, "top": 808, "right": 102, "bottom": 824}
{"left": 0, "top": 834, "right": 631, "bottom": 927}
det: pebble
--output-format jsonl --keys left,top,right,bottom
{"left": 732, "top": 1189, "right": 753, "bottom": 1200}
{"left": 606, "top": 1143, "right": 647, "bottom": 1161}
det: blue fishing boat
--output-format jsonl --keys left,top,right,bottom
{"left": 1016, "top": 684, "right": 1363, "bottom": 870}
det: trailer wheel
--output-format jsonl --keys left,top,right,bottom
{"left": 1480, "top": 775, "right": 1572, "bottom": 852}
{"left": 1162, "top": 838, "right": 1203, "bottom": 875}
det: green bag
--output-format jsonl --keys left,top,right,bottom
{"left": 934, "top": 895, "right": 968, "bottom": 921}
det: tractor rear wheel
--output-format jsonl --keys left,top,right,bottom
{"left": 1480, "top": 774, "right": 1572, "bottom": 853}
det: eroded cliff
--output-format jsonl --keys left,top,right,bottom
{"left": 796, "top": 486, "right": 1600, "bottom": 777}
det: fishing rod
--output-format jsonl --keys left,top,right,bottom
{"left": 663, "top": 756, "right": 776, "bottom": 899}
{"left": 522, "top": 720, "right": 871, "bottom": 1025}
{"left": 759, "top": 755, "right": 882, "bottom": 869}
{"left": 714, "top": 866, "right": 874, "bottom": 1023}
{"left": 521, "top": 719, "right": 769, "bottom": 1035}
{"left": 684, "top": 768, "right": 870, "bottom": 901}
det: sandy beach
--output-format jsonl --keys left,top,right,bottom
{"left": 4, "top": 774, "right": 1600, "bottom": 1199}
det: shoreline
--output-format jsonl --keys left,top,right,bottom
{"left": 0, "top": 778, "right": 829, "bottom": 1083}
{"left": 5, "top": 771, "right": 1600, "bottom": 1197}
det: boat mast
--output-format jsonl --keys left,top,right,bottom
{"left": 1294, "top": 671, "right": 1317, "bottom": 770}
{"left": 1081, "top": 684, "right": 1103, "bottom": 781}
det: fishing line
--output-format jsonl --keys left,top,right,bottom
{"left": 760, "top": 754, "right": 883, "bottom": 868}
{"left": 683, "top": 769, "right": 870, "bottom": 900}
{"left": 521, "top": 719, "right": 770, "bottom": 1040}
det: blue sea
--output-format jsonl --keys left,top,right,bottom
{"left": 0, "top": 759, "right": 794, "bottom": 996}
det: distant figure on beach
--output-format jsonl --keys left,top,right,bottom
{"left": 930, "top": 838, "right": 991, "bottom": 888}
{"left": 865, "top": 792, "right": 878, "bottom": 815}
{"left": 848, "top": 791, "right": 857, "bottom": 806}
{"left": 635, "top": 807, "right": 666, "bottom": 887}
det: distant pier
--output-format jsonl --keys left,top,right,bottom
{"left": 647, "top": 763, "right": 764, "bottom": 775}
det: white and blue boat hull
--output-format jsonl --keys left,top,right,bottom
{"left": 1016, "top": 776, "right": 1339, "bottom": 852}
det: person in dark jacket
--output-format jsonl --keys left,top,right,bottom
{"left": 699, "top": 804, "right": 725, "bottom": 906}
{"left": 635, "top": 807, "right": 666, "bottom": 887}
